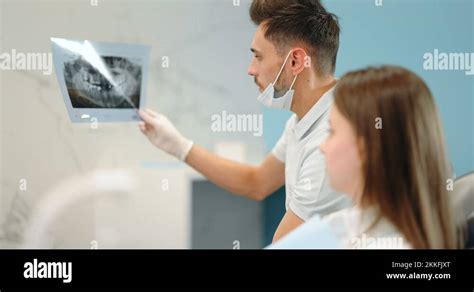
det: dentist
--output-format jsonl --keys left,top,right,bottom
{"left": 139, "top": 0, "right": 352, "bottom": 242}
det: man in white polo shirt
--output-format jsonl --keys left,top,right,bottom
{"left": 138, "top": 0, "right": 352, "bottom": 242}
{"left": 271, "top": 85, "right": 349, "bottom": 222}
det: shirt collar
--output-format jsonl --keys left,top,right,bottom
{"left": 292, "top": 84, "right": 336, "bottom": 140}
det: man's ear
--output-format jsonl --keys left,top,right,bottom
{"left": 290, "top": 47, "right": 309, "bottom": 75}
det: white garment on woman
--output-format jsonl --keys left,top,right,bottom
{"left": 323, "top": 206, "right": 412, "bottom": 249}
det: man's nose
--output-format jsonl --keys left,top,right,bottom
{"left": 247, "top": 62, "right": 257, "bottom": 76}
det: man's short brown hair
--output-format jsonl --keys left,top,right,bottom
{"left": 250, "top": 0, "right": 340, "bottom": 76}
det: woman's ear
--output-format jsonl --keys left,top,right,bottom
{"left": 357, "top": 136, "right": 366, "bottom": 167}
{"left": 355, "top": 136, "right": 369, "bottom": 207}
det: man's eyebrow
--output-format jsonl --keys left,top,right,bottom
{"left": 250, "top": 48, "right": 261, "bottom": 54}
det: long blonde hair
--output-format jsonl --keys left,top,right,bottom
{"left": 334, "top": 66, "right": 458, "bottom": 248}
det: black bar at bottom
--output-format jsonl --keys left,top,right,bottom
{"left": 0, "top": 250, "right": 472, "bottom": 289}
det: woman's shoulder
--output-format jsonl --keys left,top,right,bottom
{"left": 323, "top": 206, "right": 412, "bottom": 249}
{"left": 322, "top": 206, "right": 360, "bottom": 226}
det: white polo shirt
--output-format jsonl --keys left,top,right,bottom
{"left": 271, "top": 85, "right": 352, "bottom": 221}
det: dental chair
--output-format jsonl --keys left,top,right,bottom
{"left": 20, "top": 169, "right": 174, "bottom": 249}
{"left": 21, "top": 170, "right": 136, "bottom": 249}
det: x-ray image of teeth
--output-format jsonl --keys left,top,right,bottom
{"left": 63, "top": 56, "right": 142, "bottom": 108}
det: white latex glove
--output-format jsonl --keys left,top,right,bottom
{"left": 138, "top": 109, "right": 194, "bottom": 161}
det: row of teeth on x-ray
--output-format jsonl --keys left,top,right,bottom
{"left": 81, "top": 71, "right": 127, "bottom": 92}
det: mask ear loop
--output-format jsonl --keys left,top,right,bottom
{"left": 272, "top": 50, "right": 294, "bottom": 84}
{"left": 288, "top": 50, "right": 310, "bottom": 90}
{"left": 289, "top": 74, "right": 298, "bottom": 90}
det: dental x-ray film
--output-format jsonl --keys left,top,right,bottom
{"left": 51, "top": 38, "right": 150, "bottom": 123}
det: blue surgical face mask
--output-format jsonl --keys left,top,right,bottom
{"left": 257, "top": 50, "right": 298, "bottom": 110}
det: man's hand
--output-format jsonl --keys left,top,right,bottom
{"left": 138, "top": 108, "right": 194, "bottom": 161}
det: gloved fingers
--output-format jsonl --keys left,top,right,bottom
{"left": 138, "top": 109, "right": 156, "bottom": 125}
{"left": 139, "top": 122, "right": 158, "bottom": 137}
{"left": 145, "top": 108, "right": 159, "bottom": 117}
{"left": 138, "top": 121, "right": 147, "bottom": 133}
